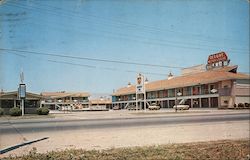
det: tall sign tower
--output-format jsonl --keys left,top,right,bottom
{"left": 18, "top": 70, "right": 26, "bottom": 116}
{"left": 136, "top": 73, "right": 146, "bottom": 111}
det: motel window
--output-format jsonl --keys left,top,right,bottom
{"left": 25, "top": 100, "right": 38, "bottom": 108}
{"left": 183, "top": 87, "right": 191, "bottom": 96}
{"left": 176, "top": 88, "right": 183, "bottom": 96}
{"left": 151, "top": 92, "right": 156, "bottom": 99}
{"left": 192, "top": 86, "right": 200, "bottom": 95}
{"left": 163, "top": 90, "right": 168, "bottom": 97}
{"left": 129, "top": 95, "right": 132, "bottom": 100}
{"left": 201, "top": 84, "right": 209, "bottom": 94}
{"left": 210, "top": 83, "right": 218, "bottom": 93}
{"left": 159, "top": 90, "right": 164, "bottom": 98}
{"left": 147, "top": 92, "right": 152, "bottom": 99}
{"left": 0, "top": 100, "right": 13, "bottom": 108}
{"left": 168, "top": 89, "right": 175, "bottom": 97}
{"left": 117, "top": 97, "right": 121, "bottom": 101}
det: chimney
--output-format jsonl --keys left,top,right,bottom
{"left": 168, "top": 72, "right": 174, "bottom": 80}
{"left": 145, "top": 77, "right": 149, "bottom": 84}
{"left": 127, "top": 82, "right": 131, "bottom": 87}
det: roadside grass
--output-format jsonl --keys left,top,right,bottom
{"left": 3, "top": 139, "right": 249, "bottom": 160}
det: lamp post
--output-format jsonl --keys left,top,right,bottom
{"left": 175, "top": 91, "right": 182, "bottom": 112}
{"left": 211, "top": 89, "right": 217, "bottom": 94}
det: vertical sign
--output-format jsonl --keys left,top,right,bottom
{"left": 18, "top": 84, "right": 26, "bottom": 116}
{"left": 136, "top": 74, "right": 144, "bottom": 94}
{"left": 18, "top": 84, "right": 26, "bottom": 99}
{"left": 136, "top": 73, "right": 146, "bottom": 111}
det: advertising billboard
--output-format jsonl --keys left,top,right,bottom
{"left": 206, "top": 51, "right": 230, "bottom": 70}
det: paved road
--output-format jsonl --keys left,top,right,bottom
{"left": 1, "top": 113, "right": 249, "bottom": 135}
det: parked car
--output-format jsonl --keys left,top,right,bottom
{"left": 113, "top": 105, "right": 121, "bottom": 110}
{"left": 126, "top": 105, "right": 140, "bottom": 110}
{"left": 173, "top": 104, "right": 190, "bottom": 110}
{"left": 148, "top": 103, "right": 160, "bottom": 110}
{"left": 173, "top": 99, "right": 190, "bottom": 110}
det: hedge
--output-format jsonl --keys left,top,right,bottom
{"left": 37, "top": 107, "right": 49, "bottom": 115}
{"left": 9, "top": 107, "right": 22, "bottom": 116}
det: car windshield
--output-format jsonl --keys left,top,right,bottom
{"left": 179, "top": 99, "right": 186, "bottom": 105}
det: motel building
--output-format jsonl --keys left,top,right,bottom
{"left": 0, "top": 91, "right": 42, "bottom": 114}
{"left": 40, "top": 91, "right": 90, "bottom": 111}
{"left": 40, "top": 92, "right": 112, "bottom": 111}
{"left": 112, "top": 52, "right": 250, "bottom": 109}
{"left": 0, "top": 90, "right": 111, "bottom": 114}
{"left": 89, "top": 98, "right": 112, "bottom": 110}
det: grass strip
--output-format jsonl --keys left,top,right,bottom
{"left": 3, "top": 139, "right": 250, "bottom": 160}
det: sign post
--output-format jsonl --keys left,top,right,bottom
{"left": 18, "top": 71, "right": 26, "bottom": 116}
{"left": 18, "top": 84, "right": 26, "bottom": 116}
{"left": 136, "top": 73, "right": 146, "bottom": 112}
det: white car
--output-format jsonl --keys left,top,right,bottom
{"left": 148, "top": 103, "right": 160, "bottom": 110}
{"left": 173, "top": 99, "right": 190, "bottom": 110}
{"left": 173, "top": 104, "right": 190, "bottom": 110}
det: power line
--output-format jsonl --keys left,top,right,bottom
{"left": 0, "top": 50, "right": 168, "bottom": 76}
{"left": 48, "top": 59, "right": 167, "bottom": 76}
{"left": 22, "top": 1, "right": 249, "bottom": 45}
{"left": 2, "top": 48, "right": 247, "bottom": 76}
{"left": 3, "top": 13, "right": 249, "bottom": 55}
{"left": 4, "top": 2, "right": 249, "bottom": 53}
{"left": 0, "top": 48, "right": 184, "bottom": 69}
{"left": 0, "top": 51, "right": 26, "bottom": 58}
{"left": 48, "top": 60, "right": 96, "bottom": 69}
{"left": 10, "top": 2, "right": 249, "bottom": 51}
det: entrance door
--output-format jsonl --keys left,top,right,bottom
{"left": 201, "top": 98, "right": 209, "bottom": 108}
{"left": 193, "top": 98, "right": 199, "bottom": 108}
{"left": 210, "top": 97, "right": 218, "bottom": 108}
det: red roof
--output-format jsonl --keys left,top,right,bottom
{"left": 113, "top": 66, "right": 249, "bottom": 96}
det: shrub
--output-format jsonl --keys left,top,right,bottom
{"left": 37, "top": 107, "right": 49, "bottom": 115}
{"left": 238, "top": 103, "right": 244, "bottom": 108}
{"left": 244, "top": 103, "right": 249, "bottom": 108}
{"left": 0, "top": 107, "right": 4, "bottom": 116}
{"left": 9, "top": 107, "right": 22, "bottom": 116}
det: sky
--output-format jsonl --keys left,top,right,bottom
{"left": 0, "top": 0, "right": 249, "bottom": 95}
